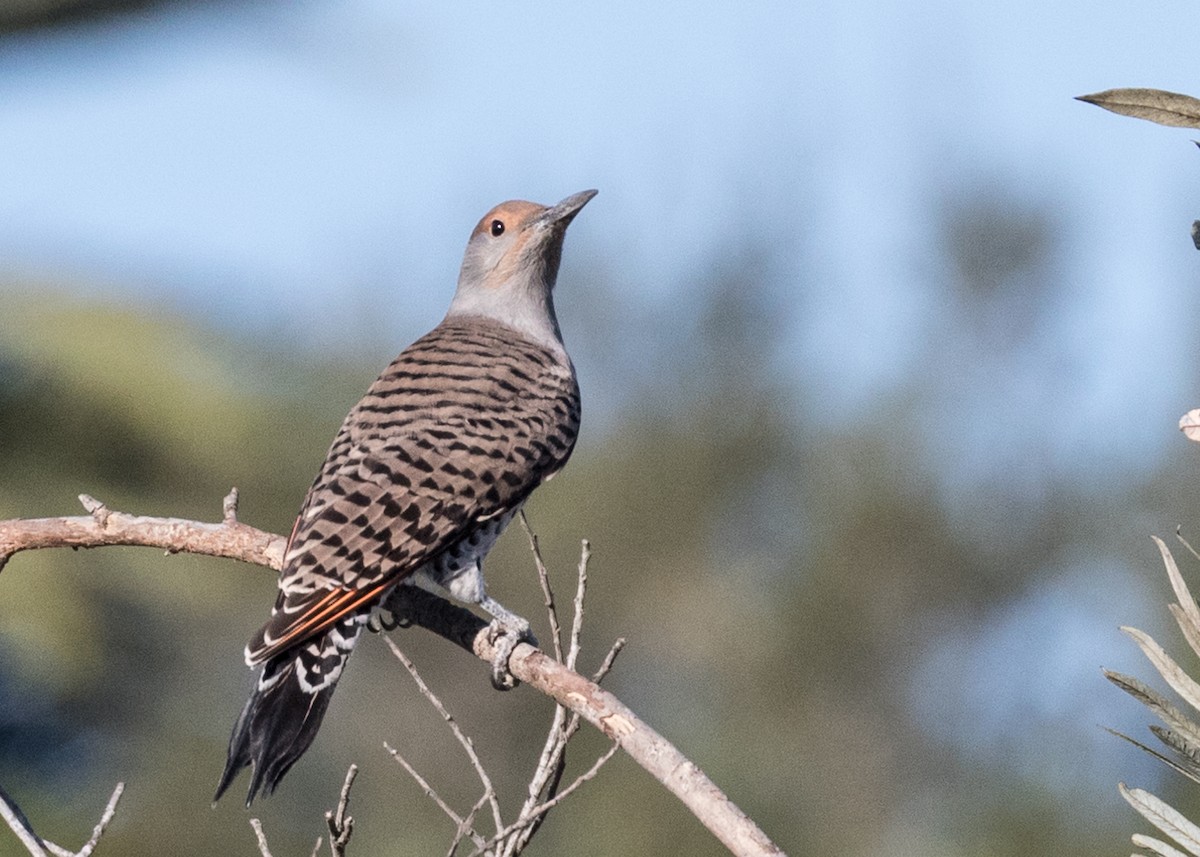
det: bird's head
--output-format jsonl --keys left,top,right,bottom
{"left": 447, "top": 189, "right": 597, "bottom": 348}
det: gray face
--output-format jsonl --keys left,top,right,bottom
{"left": 447, "top": 190, "right": 597, "bottom": 351}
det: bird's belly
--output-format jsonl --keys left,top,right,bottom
{"left": 403, "top": 507, "right": 518, "bottom": 602}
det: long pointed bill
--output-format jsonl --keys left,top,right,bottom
{"left": 537, "top": 189, "right": 599, "bottom": 229}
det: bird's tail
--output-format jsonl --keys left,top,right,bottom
{"left": 214, "top": 613, "right": 366, "bottom": 806}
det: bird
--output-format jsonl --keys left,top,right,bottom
{"left": 214, "top": 189, "right": 597, "bottom": 806}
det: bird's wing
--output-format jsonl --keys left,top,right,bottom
{"left": 246, "top": 322, "right": 580, "bottom": 665}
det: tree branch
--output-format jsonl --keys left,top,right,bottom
{"left": 0, "top": 495, "right": 785, "bottom": 857}
{"left": 0, "top": 490, "right": 285, "bottom": 574}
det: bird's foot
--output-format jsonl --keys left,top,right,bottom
{"left": 486, "top": 618, "right": 534, "bottom": 691}
{"left": 367, "top": 606, "right": 411, "bottom": 634}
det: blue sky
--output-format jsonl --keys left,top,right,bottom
{"left": 3, "top": 1, "right": 1197, "bottom": 372}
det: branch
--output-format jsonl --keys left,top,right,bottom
{"left": 1, "top": 782, "right": 123, "bottom": 857}
{"left": 0, "top": 490, "right": 285, "bottom": 574}
{"left": 0, "top": 496, "right": 785, "bottom": 857}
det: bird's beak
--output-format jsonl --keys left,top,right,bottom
{"left": 536, "top": 189, "right": 598, "bottom": 230}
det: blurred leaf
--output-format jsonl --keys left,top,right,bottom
{"left": 1180, "top": 410, "right": 1200, "bottom": 443}
{"left": 1133, "top": 831, "right": 1195, "bottom": 857}
{"left": 1151, "top": 535, "right": 1200, "bottom": 662}
{"left": 1077, "top": 88, "right": 1200, "bottom": 129}
{"left": 1121, "top": 625, "right": 1200, "bottom": 713}
{"left": 1120, "top": 784, "right": 1200, "bottom": 856}
{"left": 1105, "top": 671, "right": 1200, "bottom": 756}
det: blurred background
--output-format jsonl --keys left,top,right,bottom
{"left": 2, "top": 1, "right": 1200, "bottom": 854}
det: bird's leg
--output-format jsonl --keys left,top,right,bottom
{"left": 477, "top": 595, "right": 537, "bottom": 690}
{"left": 398, "top": 558, "right": 536, "bottom": 690}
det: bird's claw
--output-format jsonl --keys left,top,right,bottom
{"left": 367, "top": 608, "right": 411, "bottom": 634}
{"left": 487, "top": 620, "right": 533, "bottom": 691}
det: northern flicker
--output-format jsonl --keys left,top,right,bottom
{"left": 215, "top": 189, "right": 596, "bottom": 806}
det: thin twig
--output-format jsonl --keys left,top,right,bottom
{"left": 566, "top": 540, "right": 591, "bottom": 672}
{"left": 0, "top": 782, "right": 124, "bottom": 857}
{"left": 552, "top": 638, "right": 626, "bottom": 759}
{"left": 0, "top": 784, "right": 48, "bottom": 857}
{"left": 522, "top": 703, "right": 569, "bottom": 801}
{"left": 593, "top": 638, "right": 626, "bottom": 685}
{"left": 519, "top": 511, "right": 563, "bottom": 662}
{"left": 497, "top": 539, "right": 596, "bottom": 856}
{"left": 549, "top": 542, "right": 600, "bottom": 753}
{"left": 447, "top": 792, "right": 492, "bottom": 857}
{"left": 249, "top": 819, "right": 275, "bottom": 857}
{"left": 523, "top": 742, "right": 619, "bottom": 836}
{"left": 513, "top": 741, "right": 621, "bottom": 854}
{"left": 383, "top": 743, "right": 488, "bottom": 853}
{"left": 222, "top": 487, "right": 240, "bottom": 524}
{"left": 385, "top": 638, "right": 503, "bottom": 834}
{"left": 531, "top": 550, "right": 609, "bottom": 785}
{"left": 479, "top": 742, "right": 620, "bottom": 857}
{"left": 504, "top": 701, "right": 569, "bottom": 857}
{"left": 325, "top": 764, "right": 357, "bottom": 857}
{"left": 75, "top": 782, "right": 123, "bottom": 857}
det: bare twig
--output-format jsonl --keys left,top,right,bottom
{"left": 1, "top": 782, "right": 123, "bottom": 857}
{"left": 448, "top": 792, "right": 492, "bottom": 857}
{"left": 506, "top": 539, "right": 596, "bottom": 853}
{"left": 73, "top": 783, "right": 123, "bottom": 857}
{"left": 385, "top": 639, "right": 503, "bottom": 833}
{"left": 519, "top": 511, "right": 563, "bottom": 662}
{"left": 520, "top": 702, "right": 570, "bottom": 822}
{"left": 463, "top": 609, "right": 779, "bottom": 856}
{"left": 324, "top": 764, "right": 357, "bottom": 857}
{"left": 566, "top": 540, "right": 591, "bottom": 671}
{"left": 483, "top": 741, "right": 620, "bottom": 857}
{"left": 0, "top": 784, "right": 48, "bottom": 857}
{"left": 222, "top": 487, "right": 240, "bottom": 524}
{"left": 249, "top": 818, "right": 275, "bottom": 857}
{"left": 593, "top": 637, "right": 626, "bottom": 684}
{"left": 383, "top": 743, "right": 488, "bottom": 853}
{"left": 386, "top": 537, "right": 612, "bottom": 857}
{"left": 0, "top": 498, "right": 785, "bottom": 857}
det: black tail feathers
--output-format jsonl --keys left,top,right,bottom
{"left": 214, "top": 652, "right": 337, "bottom": 806}
{"left": 216, "top": 608, "right": 374, "bottom": 805}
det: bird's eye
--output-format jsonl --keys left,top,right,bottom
{"left": 490, "top": 220, "right": 505, "bottom": 237}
